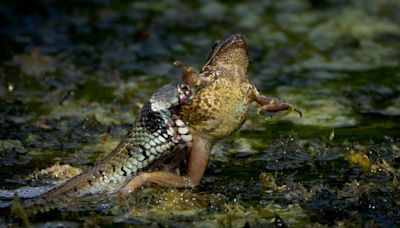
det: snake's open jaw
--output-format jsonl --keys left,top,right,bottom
{"left": 168, "top": 83, "right": 193, "bottom": 147}
{"left": 169, "top": 112, "right": 192, "bottom": 147}
{"left": 174, "top": 118, "right": 192, "bottom": 147}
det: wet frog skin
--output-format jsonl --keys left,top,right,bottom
{"left": 121, "top": 34, "right": 301, "bottom": 191}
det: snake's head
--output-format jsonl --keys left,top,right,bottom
{"left": 139, "top": 84, "right": 194, "bottom": 149}
{"left": 149, "top": 83, "right": 194, "bottom": 114}
{"left": 153, "top": 84, "right": 194, "bottom": 147}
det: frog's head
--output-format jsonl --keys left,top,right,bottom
{"left": 201, "top": 34, "right": 249, "bottom": 75}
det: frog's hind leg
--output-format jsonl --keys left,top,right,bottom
{"left": 253, "top": 94, "right": 302, "bottom": 120}
{"left": 120, "top": 134, "right": 211, "bottom": 194}
{"left": 119, "top": 171, "right": 193, "bottom": 194}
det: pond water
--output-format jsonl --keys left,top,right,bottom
{"left": 1, "top": 0, "right": 400, "bottom": 226}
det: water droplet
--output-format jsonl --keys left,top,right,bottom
{"left": 8, "top": 83, "right": 14, "bottom": 92}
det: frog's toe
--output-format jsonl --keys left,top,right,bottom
{"left": 257, "top": 104, "right": 300, "bottom": 120}
{"left": 294, "top": 108, "right": 303, "bottom": 117}
{"left": 258, "top": 107, "right": 290, "bottom": 120}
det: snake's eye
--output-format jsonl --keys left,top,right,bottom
{"left": 179, "top": 84, "right": 190, "bottom": 93}
{"left": 178, "top": 84, "right": 192, "bottom": 102}
{"left": 179, "top": 84, "right": 191, "bottom": 96}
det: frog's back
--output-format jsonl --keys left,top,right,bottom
{"left": 181, "top": 75, "right": 253, "bottom": 141}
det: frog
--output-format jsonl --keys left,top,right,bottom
{"left": 120, "top": 34, "right": 301, "bottom": 193}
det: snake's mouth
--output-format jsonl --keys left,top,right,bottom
{"left": 175, "top": 118, "right": 192, "bottom": 147}
{"left": 169, "top": 83, "right": 194, "bottom": 116}
{"left": 169, "top": 107, "right": 192, "bottom": 147}
{"left": 166, "top": 83, "right": 193, "bottom": 147}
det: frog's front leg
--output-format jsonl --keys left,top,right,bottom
{"left": 120, "top": 134, "right": 211, "bottom": 194}
{"left": 174, "top": 61, "right": 200, "bottom": 87}
{"left": 252, "top": 88, "right": 302, "bottom": 120}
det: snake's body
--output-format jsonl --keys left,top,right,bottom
{"left": 20, "top": 84, "right": 193, "bottom": 214}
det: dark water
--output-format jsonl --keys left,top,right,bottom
{"left": 1, "top": 0, "right": 400, "bottom": 226}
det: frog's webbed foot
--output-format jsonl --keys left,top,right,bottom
{"left": 174, "top": 60, "right": 200, "bottom": 87}
{"left": 254, "top": 95, "right": 302, "bottom": 120}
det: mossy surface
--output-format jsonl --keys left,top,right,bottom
{"left": 1, "top": 0, "right": 400, "bottom": 226}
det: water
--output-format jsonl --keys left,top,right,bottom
{"left": 1, "top": 0, "right": 400, "bottom": 226}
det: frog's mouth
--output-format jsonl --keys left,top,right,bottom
{"left": 202, "top": 34, "right": 249, "bottom": 72}
{"left": 206, "top": 34, "right": 247, "bottom": 61}
{"left": 220, "top": 34, "right": 247, "bottom": 51}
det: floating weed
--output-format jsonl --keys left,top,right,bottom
{"left": 151, "top": 189, "right": 201, "bottom": 211}
{"left": 49, "top": 100, "right": 132, "bottom": 126}
{"left": 337, "top": 180, "right": 368, "bottom": 203}
{"left": 347, "top": 151, "right": 372, "bottom": 172}
{"left": 308, "top": 8, "right": 400, "bottom": 50}
{"left": 27, "top": 162, "right": 82, "bottom": 184}
{"left": 279, "top": 89, "right": 357, "bottom": 128}
{"left": 122, "top": 188, "right": 208, "bottom": 221}
{"left": 10, "top": 194, "right": 30, "bottom": 227}
{"left": 259, "top": 203, "right": 309, "bottom": 226}
{"left": 11, "top": 49, "right": 56, "bottom": 77}
{"left": 215, "top": 204, "right": 248, "bottom": 228}
{"left": 0, "top": 139, "right": 30, "bottom": 166}
{"left": 259, "top": 172, "right": 278, "bottom": 192}
{"left": 371, "top": 160, "right": 397, "bottom": 175}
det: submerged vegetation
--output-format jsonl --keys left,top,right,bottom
{"left": 0, "top": 0, "right": 400, "bottom": 226}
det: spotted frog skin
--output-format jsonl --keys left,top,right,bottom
{"left": 180, "top": 34, "right": 301, "bottom": 140}
{"left": 121, "top": 34, "right": 301, "bottom": 190}
{"left": 17, "top": 83, "right": 194, "bottom": 214}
